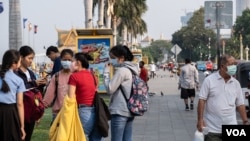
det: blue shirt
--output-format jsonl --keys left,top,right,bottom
{"left": 0, "top": 70, "right": 26, "bottom": 104}
{"left": 51, "top": 57, "right": 62, "bottom": 76}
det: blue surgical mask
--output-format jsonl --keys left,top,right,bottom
{"left": 226, "top": 65, "right": 237, "bottom": 76}
{"left": 61, "top": 61, "right": 72, "bottom": 69}
{"left": 111, "top": 59, "right": 118, "bottom": 66}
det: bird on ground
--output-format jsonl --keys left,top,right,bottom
{"left": 161, "top": 91, "right": 164, "bottom": 96}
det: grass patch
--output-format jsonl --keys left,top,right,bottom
{"left": 31, "top": 108, "right": 52, "bottom": 141}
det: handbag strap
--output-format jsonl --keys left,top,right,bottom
{"left": 51, "top": 72, "right": 59, "bottom": 106}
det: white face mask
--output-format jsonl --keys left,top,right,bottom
{"left": 61, "top": 61, "right": 72, "bottom": 69}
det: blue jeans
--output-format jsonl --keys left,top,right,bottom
{"left": 78, "top": 107, "right": 103, "bottom": 141}
{"left": 111, "top": 114, "right": 134, "bottom": 141}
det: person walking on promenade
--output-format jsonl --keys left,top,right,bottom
{"left": 139, "top": 61, "right": 149, "bottom": 84}
{"left": 178, "top": 58, "right": 199, "bottom": 111}
{"left": 46, "top": 46, "right": 62, "bottom": 76}
{"left": 16, "top": 46, "right": 47, "bottom": 141}
{"left": 68, "top": 52, "right": 102, "bottom": 141}
{"left": 104, "top": 45, "right": 139, "bottom": 141}
{"left": 150, "top": 62, "right": 156, "bottom": 78}
{"left": 0, "top": 50, "right": 26, "bottom": 141}
{"left": 43, "top": 49, "right": 73, "bottom": 123}
{"left": 197, "top": 54, "right": 249, "bottom": 141}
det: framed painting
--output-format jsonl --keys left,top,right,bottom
{"left": 77, "top": 35, "right": 113, "bottom": 93}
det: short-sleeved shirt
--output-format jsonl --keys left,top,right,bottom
{"left": 199, "top": 72, "right": 244, "bottom": 133}
{"left": 179, "top": 63, "right": 199, "bottom": 89}
{"left": 0, "top": 70, "right": 26, "bottom": 104}
{"left": 150, "top": 64, "right": 156, "bottom": 72}
{"left": 51, "top": 57, "right": 62, "bottom": 76}
{"left": 140, "top": 67, "right": 148, "bottom": 82}
{"left": 68, "top": 70, "right": 96, "bottom": 106}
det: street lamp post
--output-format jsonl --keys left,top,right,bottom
{"left": 246, "top": 46, "right": 249, "bottom": 61}
{"left": 240, "top": 34, "right": 243, "bottom": 60}
{"left": 199, "top": 46, "right": 201, "bottom": 60}
{"left": 208, "top": 37, "right": 211, "bottom": 60}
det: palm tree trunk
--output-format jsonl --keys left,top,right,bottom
{"left": 9, "top": 0, "right": 22, "bottom": 50}
{"left": 122, "top": 26, "right": 127, "bottom": 45}
{"left": 84, "top": 0, "right": 93, "bottom": 28}
{"left": 97, "top": 0, "right": 104, "bottom": 28}
{"left": 105, "top": 0, "right": 113, "bottom": 28}
{"left": 113, "top": 16, "right": 117, "bottom": 45}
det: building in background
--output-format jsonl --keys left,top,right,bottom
{"left": 140, "top": 36, "right": 152, "bottom": 48}
{"left": 236, "top": 0, "right": 250, "bottom": 16}
{"left": 180, "top": 12, "right": 193, "bottom": 27}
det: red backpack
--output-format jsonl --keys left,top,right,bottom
{"left": 23, "top": 88, "right": 45, "bottom": 123}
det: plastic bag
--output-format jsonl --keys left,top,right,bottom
{"left": 193, "top": 130, "right": 204, "bottom": 141}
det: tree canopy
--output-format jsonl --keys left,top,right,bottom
{"left": 171, "top": 7, "right": 216, "bottom": 62}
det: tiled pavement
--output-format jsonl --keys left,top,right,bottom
{"left": 104, "top": 70, "right": 198, "bottom": 141}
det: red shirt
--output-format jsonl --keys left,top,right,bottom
{"left": 140, "top": 67, "right": 148, "bottom": 82}
{"left": 68, "top": 70, "right": 96, "bottom": 106}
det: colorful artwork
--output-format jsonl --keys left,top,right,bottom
{"left": 77, "top": 36, "right": 112, "bottom": 93}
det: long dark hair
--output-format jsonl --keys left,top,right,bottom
{"left": 1, "top": 50, "right": 20, "bottom": 93}
{"left": 74, "top": 53, "right": 93, "bottom": 69}
{"left": 109, "top": 45, "right": 134, "bottom": 61}
{"left": 19, "top": 45, "right": 35, "bottom": 57}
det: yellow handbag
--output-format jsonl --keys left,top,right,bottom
{"left": 49, "top": 95, "right": 86, "bottom": 141}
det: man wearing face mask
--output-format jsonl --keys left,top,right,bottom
{"left": 197, "top": 54, "right": 249, "bottom": 141}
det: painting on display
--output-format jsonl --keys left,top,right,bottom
{"left": 77, "top": 36, "right": 113, "bottom": 93}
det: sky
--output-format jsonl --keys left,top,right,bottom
{"left": 0, "top": 0, "right": 235, "bottom": 61}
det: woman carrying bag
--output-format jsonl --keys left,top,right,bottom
{"left": 67, "top": 52, "right": 102, "bottom": 141}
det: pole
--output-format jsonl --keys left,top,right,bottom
{"left": 33, "top": 33, "right": 35, "bottom": 50}
{"left": 216, "top": 2, "right": 221, "bottom": 69}
{"left": 240, "top": 34, "right": 243, "bottom": 60}
{"left": 222, "top": 40, "right": 225, "bottom": 55}
{"left": 246, "top": 46, "right": 249, "bottom": 61}
{"left": 175, "top": 45, "right": 177, "bottom": 63}
{"left": 208, "top": 37, "right": 211, "bottom": 60}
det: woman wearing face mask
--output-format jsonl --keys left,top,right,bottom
{"left": 43, "top": 49, "right": 74, "bottom": 123}
{"left": 16, "top": 46, "right": 47, "bottom": 141}
{"left": 68, "top": 52, "right": 103, "bottom": 141}
{"left": 104, "top": 45, "right": 139, "bottom": 141}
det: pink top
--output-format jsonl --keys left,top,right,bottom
{"left": 43, "top": 71, "right": 71, "bottom": 114}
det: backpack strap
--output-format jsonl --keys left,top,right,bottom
{"left": 51, "top": 72, "right": 59, "bottom": 106}
{"left": 120, "top": 67, "right": 134, "bottom": 102}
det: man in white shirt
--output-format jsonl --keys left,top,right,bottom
{"left": 197, "top": 55, "right": 249, "bottom": 141}
{"left": 150, "top": 63, "right": 156, "bottom": 78}
{"left": 178, "top": 58, "right": 199, "bottom": 111}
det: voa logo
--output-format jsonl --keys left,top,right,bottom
{"left": 226, "top": 129, "right": 246, "bottom": 136}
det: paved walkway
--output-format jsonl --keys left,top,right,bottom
{"left": 105, "top": 70, "right": 198, "bottom": 141}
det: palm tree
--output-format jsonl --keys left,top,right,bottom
{"left": 84, "top": 0, "right": 93, "bottom": 28}
{"left": 115, "top": 0, "right": 148, "bottom": 45}
{"left": 9, "top": 0, "right": 22, "bottom": 50}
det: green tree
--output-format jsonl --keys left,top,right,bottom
{"left": 234, "top": 8, "right": 250, "bottom": 47}
{"left": 171, "top": 7, "right": 216, "bottom": 62}
{"left": 142, "top": 40, "right": 172, "bottom": 63}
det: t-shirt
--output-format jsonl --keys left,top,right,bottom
{"left": 199, "top": 72, "right": 244, "bottom": 133}
{"left": 150, "top": 64, "right": 156, "bottom": 71}
{"left": 0, "top": 70, "right": 26, "bottom": 104}
{"left": 140, "top": 67, "right": 148, "bottom": 82}
{"left": 51, "top": 57, "right": 62, "bottom": 76}
{"left": 68, "top": 70, "right": 95, "bottom": 106}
